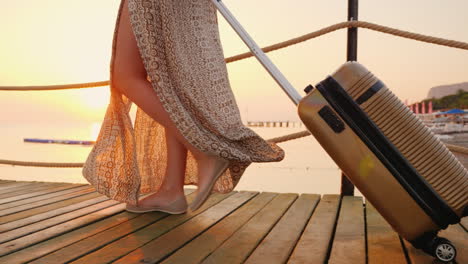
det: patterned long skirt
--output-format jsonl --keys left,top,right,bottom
{"left": 82, "top": 0, "right": 285, "bottom": 205}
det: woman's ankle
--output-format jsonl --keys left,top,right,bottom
{"left": 157, "top": 185, "right": 185, "bottom": 197}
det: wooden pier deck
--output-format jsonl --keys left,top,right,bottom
{"left": 0, "top": 180, "right": 466, "bottom": 264}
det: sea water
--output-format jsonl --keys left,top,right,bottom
{"left": 0, "top": 122, "right": 343, "bottom": 194}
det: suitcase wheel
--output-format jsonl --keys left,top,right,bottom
{"left": 432, "top": 237, "right": 457, "bottom": 263}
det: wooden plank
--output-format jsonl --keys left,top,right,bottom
{"left": 461, "top": 217, "right": 468, "bottom": 232}
{"left": 366, "top": 202, "right": 407, "bottom": 264}
{"left": 201, "top": 193, "right": 299, "bottom": 264}
{"left": 0, "top": 190, "right": 101, "bottom": 223}
{"left": 0, "top": 183, "right": 85, "bottom": 205}
{"left": 0, "top": 183, "right": 66, "bottom": 199}
{"left": 162, "top": 192, "right": 278, "bottom": 264}
{"left": 0, "top": 182, "right": 53, "bottom": 196}
{"left": 29, "top": 190, "right": 198, "bottom": 264}
{"left": 328, "top": 196, "right": 366, "bottom": 264}
{"left": 0, "top": 182, "right": 36, "bottom": 191}
{"left": 110, "top": 191, "right": 258, "bottom": 264}
{"left": 0, "top": 189, "right": 196, "bottom": 264}
{"left": 0, "top": 195, "right": 108, "bottom": 232}
{"left": 70, "top": 191, "right": 239, "bottom": 264}
{"left": 0, "top": 211, "right": 142, "bottom": 264}
{"left": 288, "top": 195, "right": 341, "bottom": 264}
{"left": 0, "top": 180, "right": 15, "bottom": 185}
{"left": 244, "top": 194, "right": 320, "bottom": 264}
{"left": 0, "top": 198, "right": 115, "bottom": 243}
{"left": 31, "top": 210, "right": 168, "bottom": 264}
{"left": 68, "top": 191, "right": 235, "bottom": 264}
{"left": 0, "top": 184, "right": 89, "bottom": 210}
{"left": 404, "top": 224, "right": 467, "bottom": 264}
{"left": 0, "top": 186, "right": 96, "bottom": 216}
{"left": 0, "top": 202, "right": 124, "bottom": 256}
{"left": 0, "top": 182, "right": 60, "bottom": 192}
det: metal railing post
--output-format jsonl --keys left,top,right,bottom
{"left": 347, "top": 0, "right": 358, "bottom": 61}
{"left": 341, "top": 0, "right": 359, "bottom": 196}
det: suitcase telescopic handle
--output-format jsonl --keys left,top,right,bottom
{"left": 211, "top": 0, "right": 303, "bottom": 105}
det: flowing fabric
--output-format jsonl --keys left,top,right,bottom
{"left": 82, "top": 0, "right": 285, "bottom": 205}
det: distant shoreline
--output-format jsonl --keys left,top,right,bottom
{"left": 439, "top": 133, "right": 468, "bottom": 148}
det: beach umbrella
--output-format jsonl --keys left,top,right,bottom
{"left": 440, "top": 109, "right": 466, "bottom": 115}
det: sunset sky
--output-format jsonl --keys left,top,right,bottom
{"left": 1, "top": 0, "right": 467, "bottom": 124}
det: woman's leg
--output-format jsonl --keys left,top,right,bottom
{"left": 137, "top": 129, "right": 188, "bottom": 206}
{"left": 160, "top": 128, "right": 188, "bottom": 194}
{"left": 113, "top": 0, "right": 228, "bottom": 204}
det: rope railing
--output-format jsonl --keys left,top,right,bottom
{"left": 0, "top": 159, "right": 85, "bottom": 168}
{"left": 266, "top": 130, "right": 311, "bottom": 144}
{"left": 226, "top": 21, "right": 468, "bottom": 63}
{"left": 0, "top": 132, "right": 308, "bottom": 168}
{"left": 2, "top": 131, "right": 468, "bottom": 167}
{"left": 0, "top": 81, "right": 109, "bottom": 91}
{"left": 268, "top": 130, "right": 468, "bottom": 155}
{"left": 1, "top": 19, "right": 468, "bottom": 167}
{"left": 444, "top": 143, "right": 468, "bottom": 156}
{"left": 1, "top": 21, "right": 467, "bottom": 91}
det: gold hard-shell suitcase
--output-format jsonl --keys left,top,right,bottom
{"left": 298, "top": 62, "right": 467, "bottom": 262}
{"left": 211, "top": 1, "right": 467, "bottom": 262}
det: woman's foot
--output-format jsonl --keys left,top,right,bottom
{"left": 126, "top": 189, "right": 188, "bottom": 214}
{"left": 189, "top": 154, "right": 229, "bottom": 211}
{"left": 195, "top": 155, "right": 229, "bottom": 189}
{"left": 138, "top": 188, "right": 185, "bottom": 207}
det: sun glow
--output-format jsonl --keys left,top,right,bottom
{"left": 78, "top": 86, "right": 111, "bottom": 109}
{"left": 1, "top": 0, "right": 467, "bottom": 123}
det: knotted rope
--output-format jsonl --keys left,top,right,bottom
{"left": 1, "top": 21, "right": 467, "bottom": 91}
{"left": 266, "top": 130, "right": 311, "bottom": 144}
{"left": 2, "top": 19, "right": 468, "bottom": 167}
{"left": 226, "top": 21, "right": 468, "bottom": 63}
{"left": 444, "top": 143, "right": 468, "bottom": 155}
{"left": 2, "top": 130, "right": 468, "bottom": 167}
{"left": 267, "top": 130, "right": 468, "bottom": 156}
{"left": 0, "top": 81, "right": 109, "bottom": 91}
{"left": 0, "top": 160, "right": 85, "bottom": 168}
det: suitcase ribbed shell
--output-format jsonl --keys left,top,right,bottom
{"left": 334, "top": 63, "right": 468, "bottom": 214}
